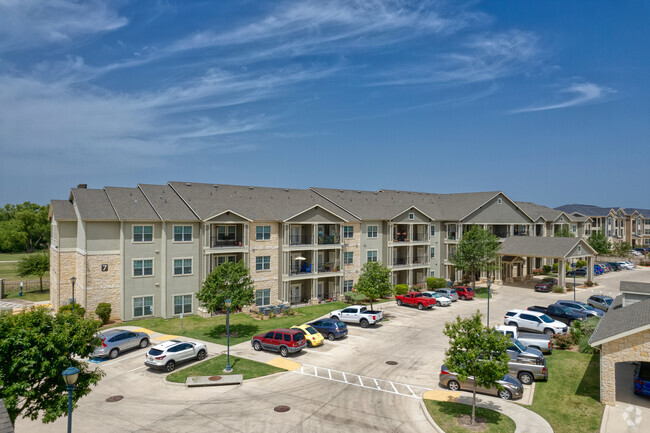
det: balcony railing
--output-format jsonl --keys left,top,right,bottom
{"left": 412, "top": 232, "right": 428, "bottom": 242}
{"left": 317, "top": 261, "right": 341, "bottom": 273}
{"left": 393, "top": 233, "right": 409, "bottom": 242}
{"left": 290, "top": 264, "right": 313, "bottom": 275}
{"left": 412, "top": 255, "right": 429, "bottom": 265}
{"left": 289, "top": 235, "right": 313, "bottom": 245}
{"left": 392, "top": 257, "right": 408, "bottom": 267}
{"left": 211, "top": 237, "right": 244, "bottom": 248}
{"left": 318, "top": 234, "right": 340, "bottom": 245}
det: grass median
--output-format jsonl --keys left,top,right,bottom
{"left": 166, "top": 354, "right": 285, "bottom": 383}
{"left": 424, "top": 400, "right": 515, "bottom": 433}
{"left": 3, "top": 290, "right": 50, "bottom": 302}
{"left": 529, "top": 351, "right": 603, "bottom": 433}
{"left": 474, "top": 286, "right": 492, "bottom": 299}
{"left": 119, "top": 301, "right": 349, "bottom": 345}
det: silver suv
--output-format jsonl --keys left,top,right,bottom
{"left": 145, "top": 340, "right": 208, "bottom": 372}
{"left": 439, "top": 364, "right": 523, "bottom": 400}
{"left": 93, "top": 329, "right": 150, "bottom": 359}
{"left": 504, "top": 309, "right": 567, "bottom": 336}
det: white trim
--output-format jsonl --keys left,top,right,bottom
{"left": 283, "top": 204, "right": 349, "bottom": 223}
{"left": 255, "top": 255, "right": 271, "bottom": 271}
{"left": 366, "top": 249, "right": 378, "bottom": 263}
{"left": 171, "top": 293, "right": 193, "bottom": 316}
{"left": 131, "top": 224, "right": 155, "bottom": 244}
{"left": 460, "top": 192, "right": 534, "bottom": 223}
{"left": 172, "top": 257, "right": 194, "bottom": 276}
{"left": 204, "top": 209, "right": 253, "bottom": 222}
{"left": 255, "top": 225, "right": 272, "bottom": 241}
{"left": 367, "top": 225, "right": 379, "bottom": 238}
{"left": 132, "top": 294, "right": 154, "bottom": 318}
{"left": 590, "top": 324, "right": 650, "bottom": 347}
{"left": 388, "top": 206, "right": 434, "bottom": 222}
{"left": 132, "top": 257, "right": 154, "bottom": 278}
{"left": 172, "top": 224, "right": 194, "bottom": 243}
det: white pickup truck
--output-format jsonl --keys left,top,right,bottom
{"left": 329, "top": 305, "right": 383, "bottom": 328}
{"left": 495, "top": 324, "right": 552, "bottom": 354}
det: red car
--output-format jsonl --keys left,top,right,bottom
{"left": 395, "top": 292, "right": 437, "bottom": 310}
{"left": 534, "top": 282, "right": 553, "bottom": 293}
{"left": 452, "top": 286, "right": 475, "bottom": 300}
{"left": 251, "top": 328, "right": 306, "bottom": 357}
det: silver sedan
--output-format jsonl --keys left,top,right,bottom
{"left": 92, "top": 329, "right": 150, "bottom": 359}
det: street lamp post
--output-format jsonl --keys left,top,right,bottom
{"left": 224, "top": 298, "right": 233, "bottom": 373}
{"left": 486, "top": 279, "right": 492, "bottom": 327}
{"left": 573, "top": 259, "right": 577, "bottom": 302}
{"left": 70, "top": 277, "right": 76, "bottom": 313}
{"left": 62, "top": 366, "right": 80, "bottom": 433}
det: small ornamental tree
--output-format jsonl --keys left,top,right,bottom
{"left": 450, "top": 225, "right": 500, "bottom": 291}
{"left": 355, "top": 261, "right": 392, "bottom": 309}
{"left": 426, "top": 277, "right": 446, "bottom": 289}
{"left": 612, "top": 241, "right": 632, "bottom": 257}
{"left": 554, "top": 225, "right": 575, "bottom": 237}
{"left": 443, "top": 311, "right": 511, "bottom": 425}
{"left": 588, "top": 230, "right": 611, "bottom": 255}
{"left": 196, "top": 260, "right": 255, "bottom": 313}
{"left": 0, "top": 307, "right": 104, "bottom": 424}
{"left": 17, "top": 252, "right": 50, "bottom": 291}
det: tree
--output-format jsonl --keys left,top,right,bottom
{"left": 588, "top": 230, "right": 611, "bottom": 255}
{"left": 354, "top": 261, "right": 392, "bottom": 309}
{"left": 0, "top": 202, "right": 50, "bottom": 252}
{"left": 450, "top": 225, "right": 501, "bottom": 290}
{"left": 0, "top": 307, "right": 104, "bottom": 424}
{"left": 443, "top": 311, "right": 511, "bottom": 425}
{"left": 196, "top": 260, "right": 255, "bottom": 313}
{"left": 554, "top": 225, "right": 575, "bottom": 237}
{"left": 17, "top": 252, "right": 50, "bottom": 291}
{"left": 612, "top": 241, "right": 632, "bottom": 257}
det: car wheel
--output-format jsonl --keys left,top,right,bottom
{"left": 253, "top": 341, "right": 262, "bottom": 351}
{"left": 306, "top": 340, "right": 312, "bottom": 348}
{"left": 568, "top": 320, "right": 574, "bottom": 327}
{"left": 331, "top": 316, "right": 339, "bottom": 321}
{"left": 417, "top": 303, "right": 424, "bottom": 311}
{"left": 165, "top": 360, "right": 176, "bottom": 372}
{"left": 461, "top": 296, "right": 466, "bottom": 300}
{"left": 518, "top": 372, "right": 533, "bottom": 385}
{"left": 139, "top": 338, "right": 149, "bottom": 348}
{"left": 328, "top": 333, "right": 335, "bottom": 341}
{"left": 360, "top": 319, "right": 369, "bottom": 328}
{"left": 447, "top": 380, "right": 460, "bottom": 391}
{"left": 109, "top": 348, "right": 119, "bottom": 359}
{"left": 508, "top": 322, "right": 518, "bottom": 328}
{"left": 196, "top": 349, "right": 207, "bottom": 360}
{"left": 436, "top": 300, "right": 441, "bottom": 306}
{"left": 280, "top": 346, "right": 289, "bottom": 357}
{"left": 397, "top": 300, "right": 403, "bottom": 306}
{"left": 498, "top": 389, "right": 513, "bottom": 400}
{"left": 544, "top": 328, "right": 555, "bottom": 337}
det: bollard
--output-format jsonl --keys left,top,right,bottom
{"left": 0, "top": 279, "right": 4, "bottom": 299}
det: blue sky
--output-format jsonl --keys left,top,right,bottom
{"left": 1, "top": 0, "right": 648, "bottom": 209}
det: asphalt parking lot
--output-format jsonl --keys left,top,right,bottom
{"left": 16, "top": 267, "right": 650, "bottom": 432}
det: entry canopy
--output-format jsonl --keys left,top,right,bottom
{"left": 498, "top": 237, "right": 596, "bottom": 260}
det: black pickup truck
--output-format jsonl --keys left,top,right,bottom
{"left": 527, "top": 304, "right": 588, "bottom": 326}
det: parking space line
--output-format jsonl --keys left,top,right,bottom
{"left": 127, "top": 365, "right": 147, "bottom": 373}
{"left": 101, "top": 351, "right": 145, "bottom": 366}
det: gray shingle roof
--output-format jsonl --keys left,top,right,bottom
{"left": 624, "top": 208, "right": 650, "bottom": 217}
{"left": 70, "top": 188, "right": 118, "bottom": 221}
{"left": 0, "top": 399, "right": 13, "bottom": 433}
{"left": 50, "top": 199, "right": 76, "bottom": 221}
{"left": 556, "top": 204, "right": 616, "bottom": 217}
{"left": 499, "top": 236, "right": 594, "bottom": 258}
{"left": 104, "top": 187, "right": 160, "bottom": 221}
{"left": 312, "top": 188, "right": 501, "bottom": 221}
{"left": 139, "top": 184, "right": 198, "bottom": 221}
{"left": 168, "top": 182, "right": 358, "bottom": 222}
{"left": 620, "top": 281, "right": 650, "bottom": 295}
{"left": 516, "top": 201, "right": 563, "bottom": 221}
{"left": 589, "top": 289, "right": 650, "bottom": 346}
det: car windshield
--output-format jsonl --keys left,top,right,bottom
{"left": 540, "top": 314, "right": 554, "bottom": 323}
{"left": 605, "top": 299, "right": 613, "bottom": 306}
{"left": 305, "top": 326, "right": 318, "bottom": 335}
{"left": 512, "top": 339, "right": 526, "bottom": 351}
{"left": 583, "top": 304, "right": 595, "bottom": 310}
{"left": 559, "top": 306, "right": 573, "bottom": 314}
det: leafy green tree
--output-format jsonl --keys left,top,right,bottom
{"left": 612, "top": 241, "right": 632, "bottom": 257}
{"left": 554, "top": 225, "right": 575, "bottom": 237}
{"left": 17, "top": 252, "right": 50, "bottom": 291}
{"left": 0, "top": 202, "right": 50, "bottom": 252}
{"left": 196, "top": 260, "right": 255, "bottom": 313}
{"left": 0, "top": 307, "right": 104, "bottom": 424}
{"left": 588, "top": 230, "right": 611, "bottom": 255}
{"left": 354, "top": 261, "right": 392, "bottom": 309}
{"left": 450, "top": 225, "right": 501, "bottom": 291}
{"left": 443, "top": 311, "right": 511, "bottom": 425}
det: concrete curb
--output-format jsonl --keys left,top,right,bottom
{"left": 419, "top": 399, "right": 446, "bottom": 433}
{"left": 599, "top": 405, "right": 609, "bottom": 433}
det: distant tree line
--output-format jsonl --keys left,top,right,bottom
{"left": 0, "top": 202, "right": 50, "bottom": 253}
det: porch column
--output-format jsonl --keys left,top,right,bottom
{"left": 312, "top": 279, "right": 317, "bottom": 303}
{"left": 408, "top": 224, "right": 412, "bottom": 242}
{"left": 587, "top": 255, "right": 595, "bottom": 282}
{"left": 558, "top": 259, "right": 566, "bottom": 288}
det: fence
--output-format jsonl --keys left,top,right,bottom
{"left": 0, "top": 279, "right": 50, "bottom": 298}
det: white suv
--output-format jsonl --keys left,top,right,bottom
{"left": 504, "top": 309, "right": 567, "bottom": 336}
{"left": 145, "top": 340, "right": 208, "bottom": 372}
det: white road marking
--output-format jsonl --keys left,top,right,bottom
{"left": 102, "top": 350, "right": 146, "bottom": 366}
{"left": 127, "top": 365, "right": 147, "bottom": 373}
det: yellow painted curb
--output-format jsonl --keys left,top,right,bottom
{"left": 423, "top": 390, "right": 461, "bottom": 402}
{"left": 132, "top": 327, "right": 154, "bottom": 335}
{"left": 155, "top": 334, "right": 180, "bottom": 341}
{"left": 267, "top": 357, "right": 301, "bottom": 371}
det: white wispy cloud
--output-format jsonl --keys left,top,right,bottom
{"left": 511, "top": 82, "right": 615, "bottom": 113}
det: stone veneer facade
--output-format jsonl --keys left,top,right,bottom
{"left": 249, "top": 223, "right": 280, "bottom": 305}
{"left": 599, "top": 329, "right": 650, "bottom": 405}
{"left": 85, "top": 254, "right": 121, "bottom": 320}
{"left": 343, "top": 223, "right": 361, "bottom": 287}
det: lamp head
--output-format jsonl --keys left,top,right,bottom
{"left": 225, "top": 298, "right": 232, "bottom": 308}
{"left": 70, "top": 276, "right": 76, "bottom": 285}
{"left": 62, "top": 366, "right": 80, "bottom": 386}
{"left": 486, "top": 279, "right": 492, "bottom": 289}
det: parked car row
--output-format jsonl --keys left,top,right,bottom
{"left": 395, "top": 287, "right": 475, "bottom": 310}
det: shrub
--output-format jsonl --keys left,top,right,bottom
{"left": 565, "top": 284, "right": 574, "bottom": 291}
{"left": 426, "top": 277, "right": 446, "bottom": 289}
{"left": 570, "top": 320, "right": 583, "bottom": 344}
{"left": 576, "top": 260, "right": 587, "bottom": 268}
{"left": 59, "top": 304, "right": 86, "bottom": 317}
{"left": 639, "top": 260, "right": 650, "bottom": 266}
{"left": 579, "top": 337, "right": 598, "bottom": 354}
{"left": 551, "top": 285, "right": 564, "bottom": 293}
{"left": 268, "top": 312, "right": 276, "bottom": 319}
{"left": 532, "top": 268, "right": 543, "bottom": 275}
{"left": 394, "top": 284, "right": 409, "bottom": 295}
{"left": 585, "top": 280, "right": 595, "bottom": 287}
{"left": 284, "top": 308, "right": 296, "bottom": 316}
{"left": 552, "top": 263, "right": 558, "bottom": 273}
{"left": 542, "top": 265, "right": 552, "bottom": 274}
{"left": 411, "top": 283, "right": 424, "bottom": 292}
{"left": 95, "top": 303, "right": 112, "bottom": 324}
{"left": 552, "top": 333, "right": 573, "bottom": 350}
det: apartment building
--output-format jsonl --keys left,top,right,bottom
{"left": 50, "top": 182, "right": 596, "bottom": 321}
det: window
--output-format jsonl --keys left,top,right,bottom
{"left": 133, "top": 225, "right": 153, "bottom": 242}
{"left": 344, "top": 226, "right": 354, "bottom": 238}
{"left": 430, "top": 247, "right": 435, "bottom": 258}
{"left": 216, "top": 255, "right": 236, "bottom": 266}
{"left": 497, "top": 198, "right": 502, "bottom": 204}
{"left": 256, "top": 256, "right": 270, "bottom": 271}
{"left": 173, "top": 258, "right": 192, "bottom": 275}
{"left": 344, "top": 280, "right": 353, "bottom": 291}
{"left": 256, "top": 289, "right": 271, "bottom": 306}
{"left": 344, "top": 251, "right": 353, "bottom": 265}
{"left": 133, "top": 296, "right": 153, "bottom": 317}
{"left": 367, "top": 250, "right": 378, "bottom": 262}
{"left": 430, "top": 271, "right": 435, "bottom": 277}
{"left": 217, "top": 225, "right": 236, "bottom": 240}
{"left": 409, "top": 213, "right": 415, "bottom": 220}
{"left": 367, "top": 225, "right": 378, "bottom": 238}
{"left": 572, "top": 225, "right": 577, "bottom": 233}
{"left": 256, "top": 226, "right": 271, "bottom": 240}
{"left": 645, "top": 229, "right": 650, "bottom": 235}
{"left": 430, "top": 225, "right": 436, "bottom": 236}
{"left": 173, "top": 294, "right": 192, "bottom": 314}
{"left": 133, "top": 259, "right": 153, "bottom": 277}
{"left": 174, "top": 226, "right": 192, "bottom": 242}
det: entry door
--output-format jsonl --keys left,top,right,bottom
{"left": 317, "top": 282, "right": 324, "bottom": 298}
{"left": 292, "top": 285, "right": 301, "bottom": 303}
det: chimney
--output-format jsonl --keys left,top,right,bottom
{"left": 77, "top": 184, "right": 87, "bottom": 189}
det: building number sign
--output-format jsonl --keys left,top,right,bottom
{"left": 101, "top": 264, "right": 109, "bottom": 272}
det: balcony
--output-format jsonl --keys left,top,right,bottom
{"left": 289, "top": 234, "right": 313, "bottom": 246}
{"left": 412, "top": 255, "right": 429, "bottom": 266}
{"left": 210, "top": 237, "right": 244, "bottom": 248}
{"left": 318, "top": 234, "right": 340, "bottom": 245}
{"left": 392, "top": 257, "right": 408, "bottom": 268}
{"left": 290, "top": 263, "right": 313, "bottom": 275}
{"left": 317, "top": 261, "right": 341, "bottom": 273}
{"left": 412, "top": 230, "right": 428, "bottom": 242}
{"left": 318, "top": 224, "right": 341, "bottom": 245}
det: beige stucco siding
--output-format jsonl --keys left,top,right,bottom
{"left": 464, "top": 195, "right": 531, "bottom": 224}
{"left": 86, "top": 221, "right": 120, "bottom": 252}
{"left": 600, "top": 330, "right": 650, "bottom": 405}
{"left": 165, "top": 222, "right": 201, "bottom": 317}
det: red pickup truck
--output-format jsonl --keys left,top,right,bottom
{"left": 452, "top": 286, "right": 475, "bottom": 300}
{"left": 395, "top": 292, "right": 437, "bottom": 310}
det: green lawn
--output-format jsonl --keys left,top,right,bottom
{"left": 0, "top": 252, "right": 50, "bottom": 283}
{"left": 474, "top": 286, "right": 493, "bottom": 299}
{"left": 166, "top": 354, "right": 285, "bottom": 383}
{"left": 529, "top": 351, "right": 603, "bottom": 433}
{"left": 0, "top": 252, "right": 31, "bottom": 262}
{"left": 424, "top": 400, "right": 515, "bottom": 433}
{"left": 119, "top": 301, "right": 349, "bottom": 345}
{"left": 3, "top": 290, "right": 50, "bottom": 302}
